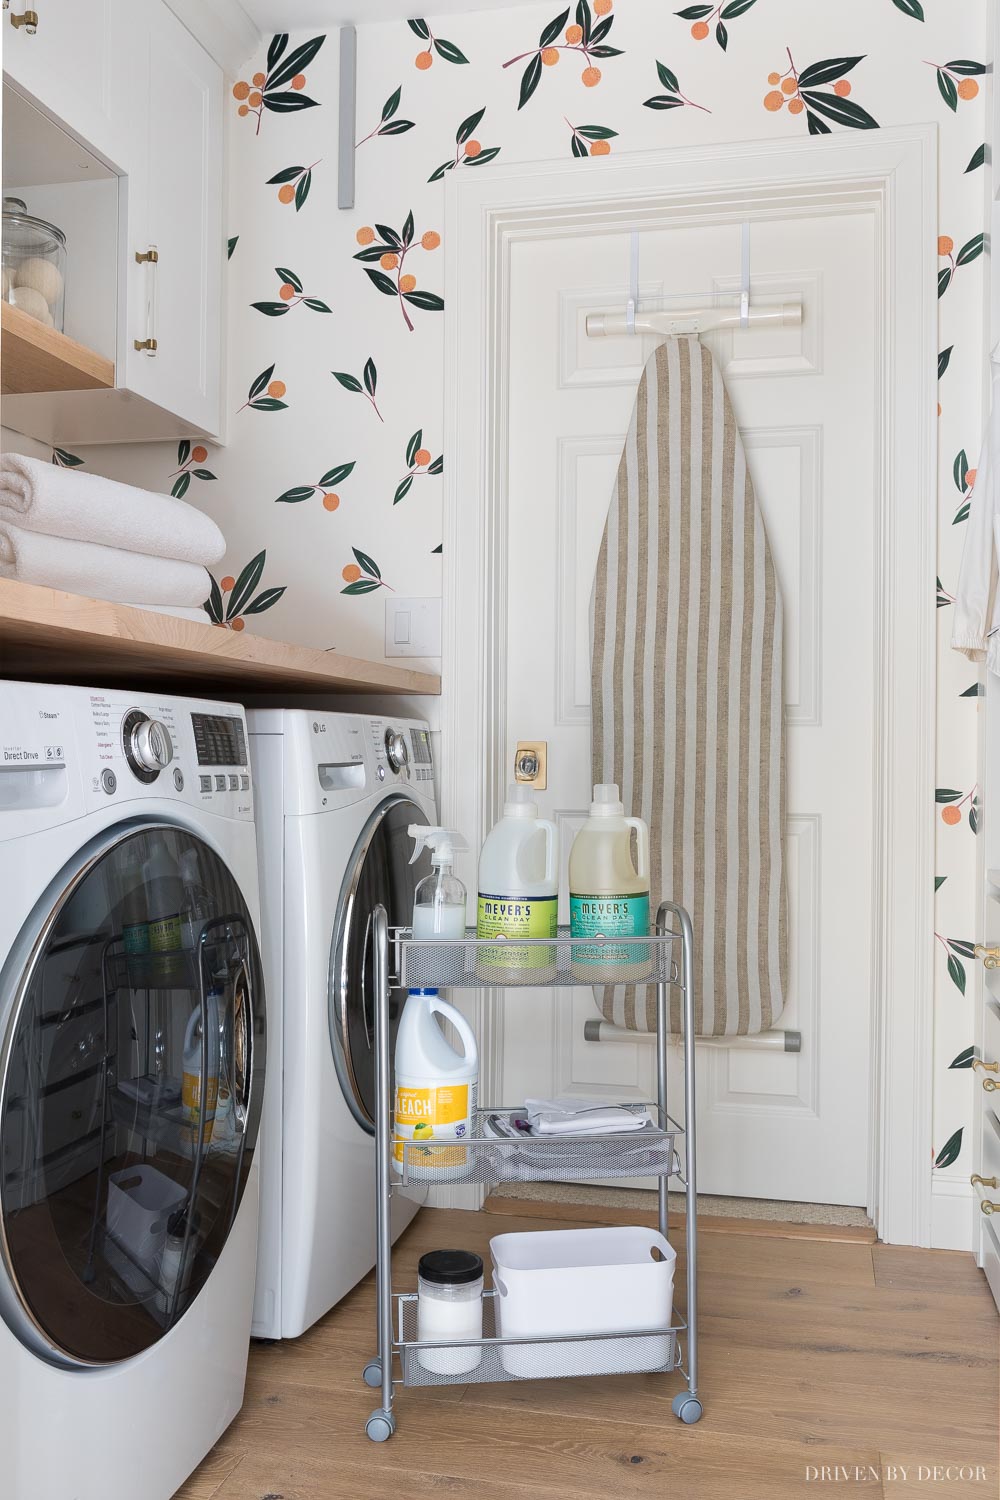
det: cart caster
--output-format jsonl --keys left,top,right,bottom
{"left": 366, "top": 1408, "right": 396, "bottom": 1442}
{"left": 362, "top": 1360, "right": 382, "bottom": 1389}
{"left": 672, "top": 1393, "right": 703, "bottom": 1423}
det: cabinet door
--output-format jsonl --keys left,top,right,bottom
{"left": 124, "top": 0, "right": 223, "bottom": 437}
{"left": 2, "top": 0, "right": 135, "bottom": 169}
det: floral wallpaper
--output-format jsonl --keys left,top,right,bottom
{"left": 74, "top": 0, "right": 988, "bottom": 1222}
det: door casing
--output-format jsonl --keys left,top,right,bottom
{"left": 439, "top": 127, "right": 939, "bottom": 1247}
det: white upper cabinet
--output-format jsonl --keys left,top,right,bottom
{"left": 2, "top": 0, "right": 135, "bottom": 169}
{"left": 2, "top": 0, "right": 226, "bottom": 443}
{"left": 124, "top": 0, "right": 223, "bottom": 435}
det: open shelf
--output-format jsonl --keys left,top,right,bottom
{"left": 1, "top": 301, "right": 114, "bottom": 395}
{"left": 0, "top": 579, "right": 440, "bottom": 695}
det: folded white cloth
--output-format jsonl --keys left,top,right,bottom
{"left": 524, "top": 1097, "right": 650, "bottom": 1136}
{"left": 0, "top": 523, "right": 211, "bottom": 606}
{"left": 0, "top": 453, "right": 225, "bottom": 565}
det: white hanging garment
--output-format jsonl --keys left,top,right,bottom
{"left": 952, "top": 352, "right": 1000, "bottom": 672}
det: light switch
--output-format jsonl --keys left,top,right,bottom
{"left": 385, "top": 597, "right": 442, "bottom": 658}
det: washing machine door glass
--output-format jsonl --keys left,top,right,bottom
{"left": 0, "top": 823, "right": 266, "bottom": 1367}
{"left": 329, "top": 795, "right": 431, "bottom": 1131}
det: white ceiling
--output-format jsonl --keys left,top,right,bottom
{"left": 239, "top": 0, "right": 511, "bottom": 26}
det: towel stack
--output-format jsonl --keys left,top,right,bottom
{"left": 0, "top": 454, "right": 226, "bottom": 614}
{"left": 524, "top": 1097, "right": 651, "bottom": 1136}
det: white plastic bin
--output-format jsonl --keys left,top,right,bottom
{"left": 106, "top": 1165, "right": 186, "bottom": 1290}
{"left": 490, "top": 1224, "right": 675, "bottom": 1378}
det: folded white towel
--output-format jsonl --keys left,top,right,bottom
{"left": 524, "top": 1097, "right": 650, "bottom": 1136}
{"left": 0, "top": 453, "right": 225, "bottom": 566}
{"left": 0, "top": 523, "right": 211, "bottom": 607}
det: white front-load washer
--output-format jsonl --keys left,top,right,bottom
{"left": 248, "top": 710, "right": 437, "bottom": 1339}
{"left": 0, "top": 682, "right": 266, "bottom": 1500}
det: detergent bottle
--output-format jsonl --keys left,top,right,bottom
{"left": 393, "top": 988, "right": 478, "bottom": 1182}
{"left": 408, "top": 826, "right": 468, "bottom": 940}
{"left": 181, "top": 984, "right": 222, "bottom": 1150}
{"left": 569, "top": 784, "right": 652, "bottom": 982}
{"left": 476, "top": 785, "right": 558, "bottom": 982}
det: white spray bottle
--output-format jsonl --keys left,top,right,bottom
{"left": 408, "top": 826, "right": 469, "bottom": 939}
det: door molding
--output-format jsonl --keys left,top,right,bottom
{"left": 440, "top": 127, "right": 938, "bottom": 1245}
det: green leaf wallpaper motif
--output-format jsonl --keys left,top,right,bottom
{"left": 644, "top": 60, "right": 710, "bottom": 114}
{"left": 763, "top": 52, "right": 877, "bottom": 132}
{"left": 205, "top": 551, "right": 286, "bottom": 628}
{"left": 675, "top": 1, "right": 758, "bottom": 53}
{"left": 168, "top": 439, "right": 216, "bottom": 499}
{"left": 353, "top": 213, "right": 443, "bottom": 330}
{"left": 504, "top": 4, "right": 623, "bottom": 111}
{"left": 232, "top": 34, "right": 325, "bottom": 134}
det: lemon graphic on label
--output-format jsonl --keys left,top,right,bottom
{"left": 412, "top": 1121, "right": 434, "bottom": 1141}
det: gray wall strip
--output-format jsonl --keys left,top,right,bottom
{"left": 338, "top": 25, "right": 357, "bottom": 210}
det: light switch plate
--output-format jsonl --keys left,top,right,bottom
{"left": 384, "top": 596, "right": 442, "bottom": 658}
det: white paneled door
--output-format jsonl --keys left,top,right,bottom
{"left": 500, "top": 213, "right": 876, "bottom": 1205}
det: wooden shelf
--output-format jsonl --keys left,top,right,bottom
{"left": 1, "top": 301, "right": 115, "bottom": 395}
{"left": 0, "top": 580, "right": 440, "bottom": 696}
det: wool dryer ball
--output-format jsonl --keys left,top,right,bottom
{"left": 9, "top": 285, "right": 50, "bottom": 322}
{"left": 15, "top": 256, "right": 64, "bottom": 306}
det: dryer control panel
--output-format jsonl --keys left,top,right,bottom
{"left": 248, "top": 709, "right": 435, "bottom": 818}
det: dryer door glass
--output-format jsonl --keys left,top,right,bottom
{"left": 0, "top": 825, "right": 266, "bottom": 1366}
{"left": 329, "top": 795, "right": 431, "bottom": 1131}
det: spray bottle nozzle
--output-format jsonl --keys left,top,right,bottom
{"left": 408, "top": 825, "right": 468, "bottom": 866}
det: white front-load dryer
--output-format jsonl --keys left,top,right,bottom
{"left": 0, "top": 682, "right": 266, "bottom": 1500}
{"left": 248, "top": 710, "right": 437, "bottom": 1339}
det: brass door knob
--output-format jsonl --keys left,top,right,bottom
{"left": 971, "top": 1174, "right": 999, "bottom": 1190}
{"left": 980, "top": 1200, "right": 1000, "bottom": 1216}
{"left": 10, "top": 9, "right": 38, "bottom": 31}
{"left": 974, "top": 944, "right": 1000, "bottom": 969}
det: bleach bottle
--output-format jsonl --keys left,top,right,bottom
{"left": 393, "top": 988, "right": 478, "bottom": 1181}
{"left": 476, "top": 784, "right": 558, "bottom": 982}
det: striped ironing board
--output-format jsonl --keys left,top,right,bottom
{"left": 590, "top": 335, "right": 787, "bottom": 1035}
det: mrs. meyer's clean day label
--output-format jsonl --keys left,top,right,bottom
{"left": 476, "top": 785, "right": 559, "bottom": 981}
{"left": 568, "top": 785, "right": 652, "bottom": 982}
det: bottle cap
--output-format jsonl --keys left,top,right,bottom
{"left": 504, "top": 783, "right": 538, "bottom": 818}
{"left": 418, "top": 1249, "right": 483, "bottom": 1286}
{"left": 407, "top": 987, "right": 439, "bottom": 997}
{"left": 408, "top": 825, "right": 468, "bottom": 866}
{"left": 590, "top": 783, "right": 624, "bottom": 816}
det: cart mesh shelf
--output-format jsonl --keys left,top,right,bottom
{"left": 394, "top": 1104, "right": 682, "bottom": 1187}
{"left": 396, "top": 1290, "right": 682, "bottom": 1387}
{"left": 393, "top": 926, "right": 680, "bottom": 989}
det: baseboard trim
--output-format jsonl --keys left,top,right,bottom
{"left": 482, "top": 1194, "right": 879, "bottom": 1244}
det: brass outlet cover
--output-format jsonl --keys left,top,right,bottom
{"left": 514, "top": 740, "right": 547, "bottom": 790}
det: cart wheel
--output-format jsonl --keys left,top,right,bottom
{"left": 362, "top": 1360, "right": 382, "bottom": 1388}
{"left": 366, "top": 1409, "right": 396, "bottom": 1442}
{"left": 672, "top": 1393, "right": 703, "bottom": 1424}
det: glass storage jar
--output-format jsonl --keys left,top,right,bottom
{"left": 2, "top": 196, "right": 67, "bottom": 332}
{"left": 416, "top": 1249, "right": 484, "bottom": 1374}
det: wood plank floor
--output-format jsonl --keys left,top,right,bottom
{"left": 177, "top": 1207, "right": 999, "bottom": 1500}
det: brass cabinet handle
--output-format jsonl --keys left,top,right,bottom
{"left": 971, "top": 1174, "right": 999, "bottom": 1190}
{"left": 10, "top": 9, "right": 38, "bottom": 31}
{"left": 134, "top": 247, "right": 159, "bottom": 357}
{"left": 974, "top": 944, "right": 1000, "bottom": 969}
{"left": 981, "top": 1199, "right": 1000, "bottom": 1216}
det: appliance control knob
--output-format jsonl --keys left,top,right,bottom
{"left": 131, "top": 718, "right": 174, "bottom": 772}
{"left": 385, "top": 728, "right": 409, "bottom": 772}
